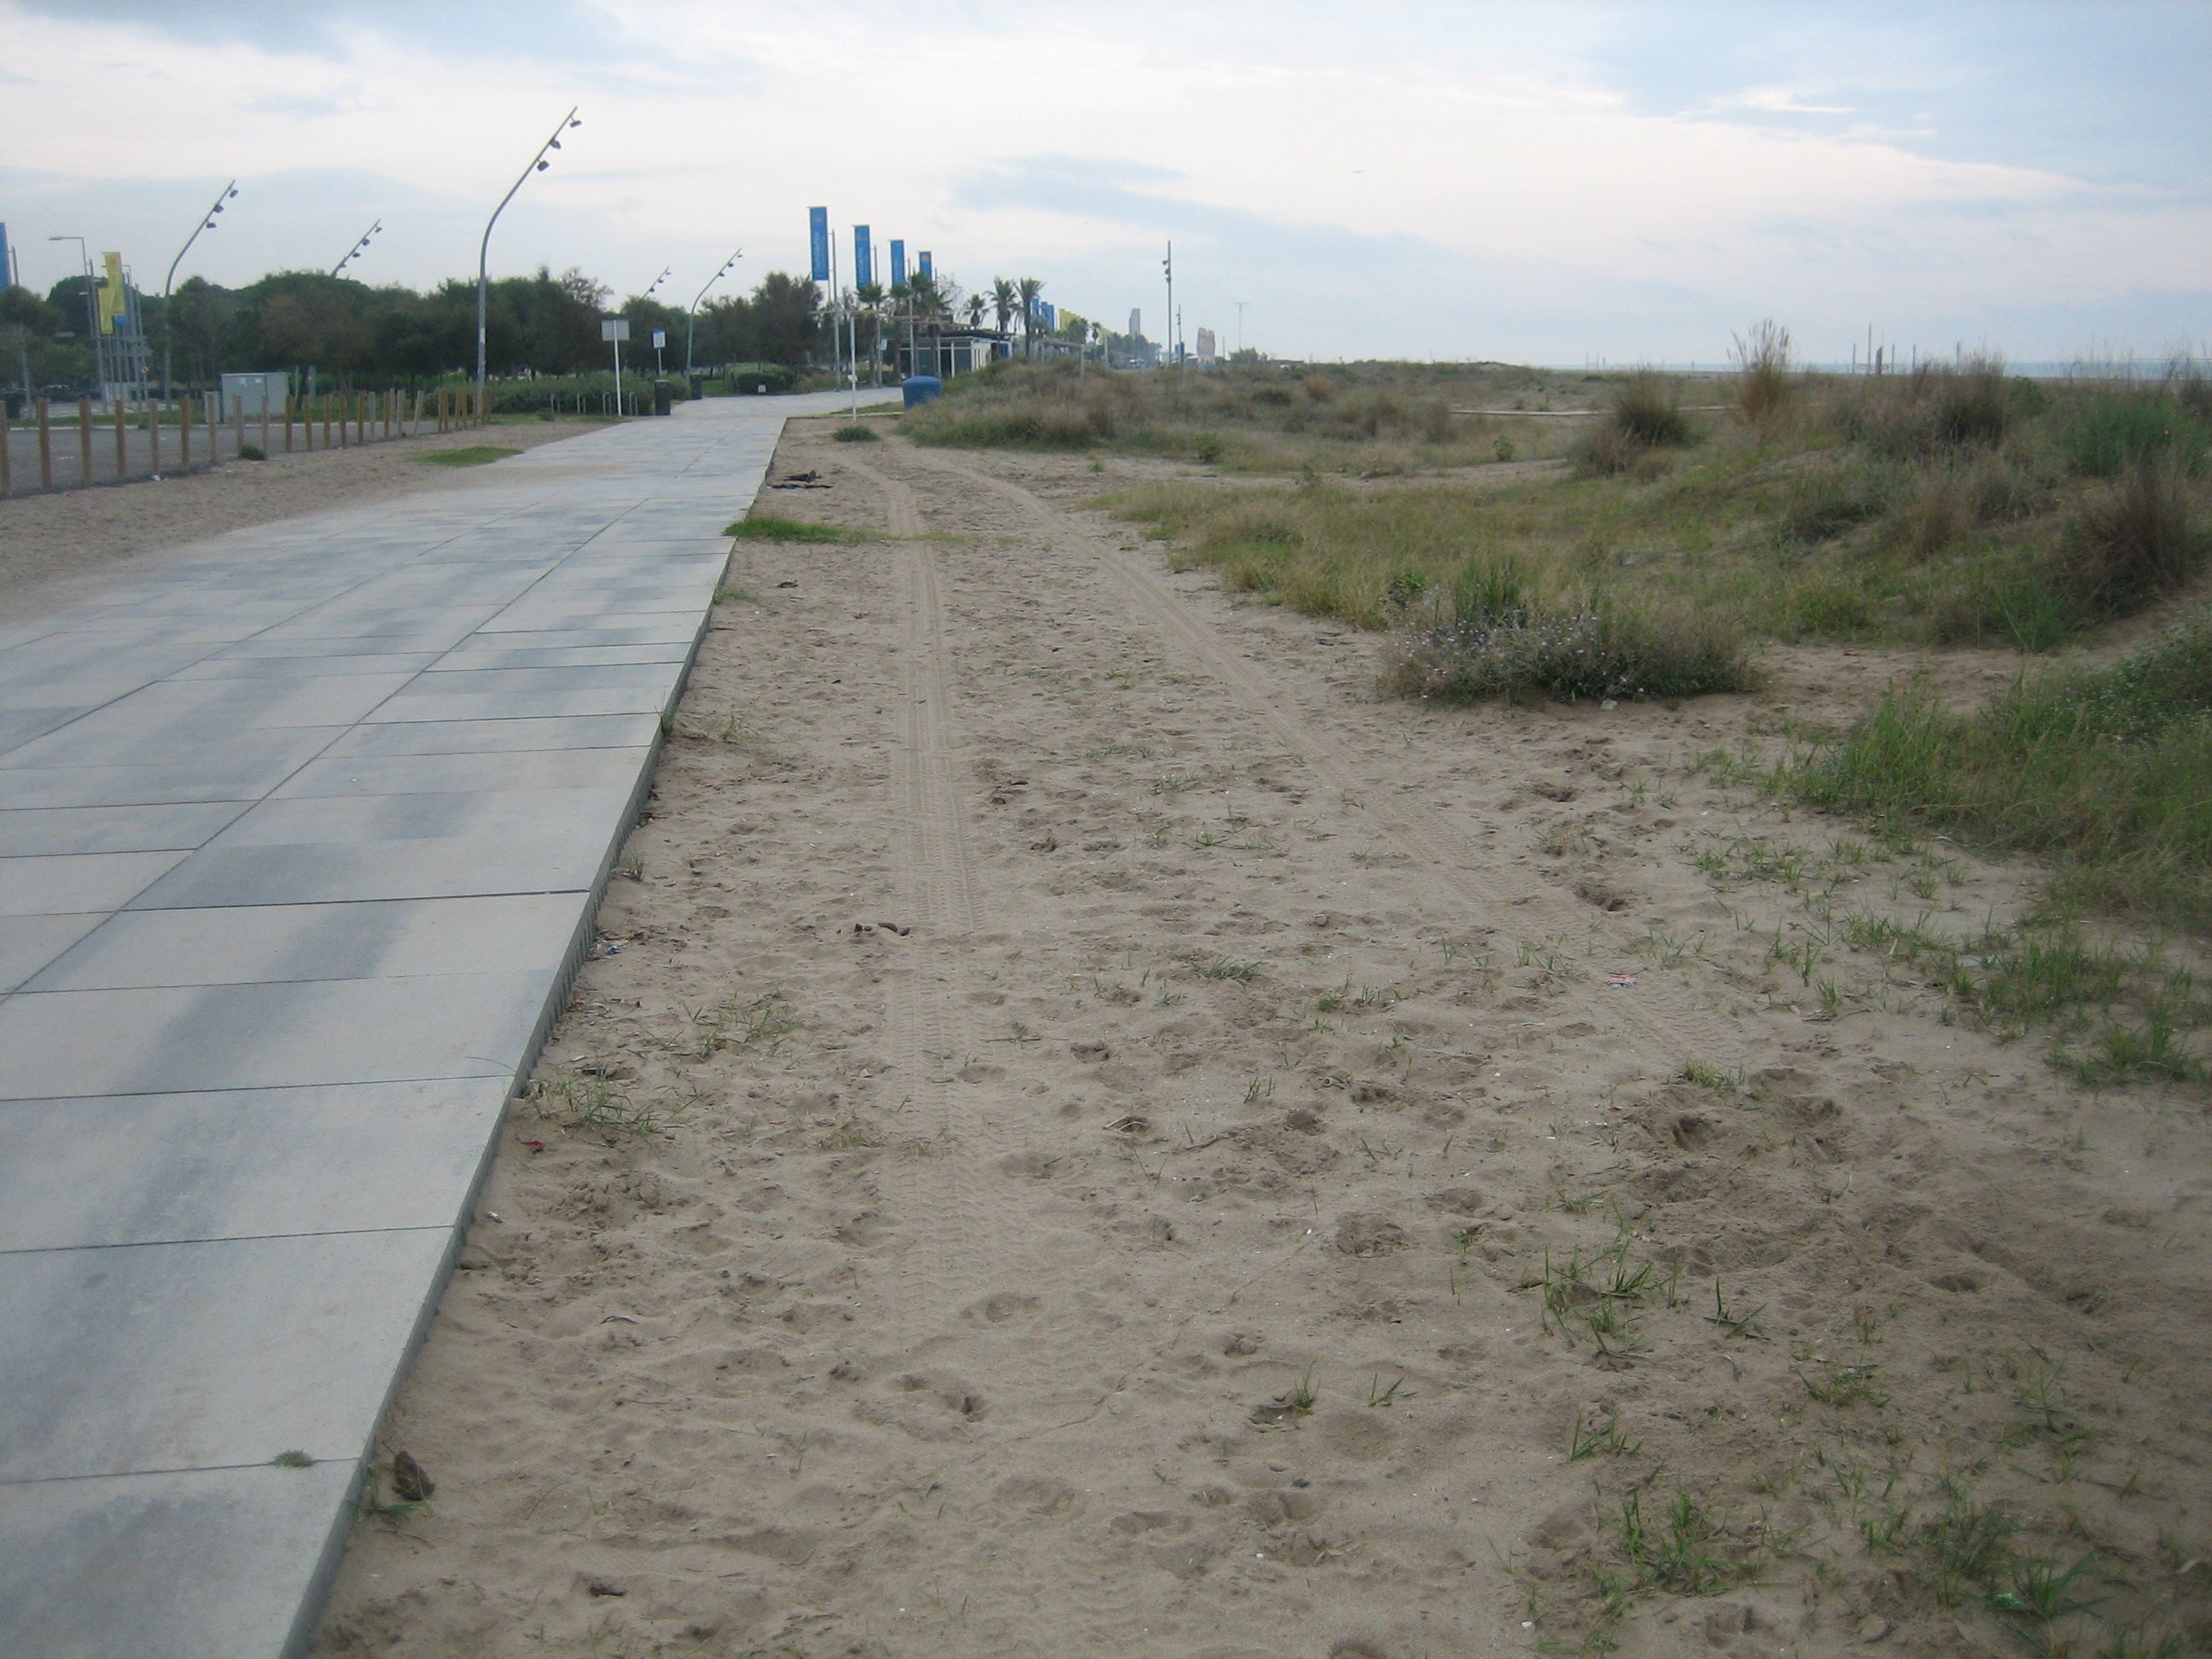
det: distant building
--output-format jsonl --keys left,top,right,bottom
{"left": 1128, "top": 307, "right": 1141, "bottom": 340}
{"left": 1195, "top": 327, "right": 1217, "bottom": 367}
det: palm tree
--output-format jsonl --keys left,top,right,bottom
{"left": 854, "top": 281, "right": 885, "bottom": 387}
{"left": 906, "top": 272, "right": 950, "bottom": 376}
{"left": 991, "top": 277, "right": 1017, "bottom": 342}
{"left": 1016, "top": 277, "right": 1044, "bottom": 359}
{"left": 966, "top": 293, "right": 987, "bottom": 329}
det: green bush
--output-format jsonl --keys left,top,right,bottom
{"left": 2062, "top": 390, "right": 2210, "bottom": 477}
{"left": 1386, "top": 586, "right": 1753, "bottom": 704}
{"left": 237, "top": 442, "right": 267, "bottom": 462}
{"left": 832, "top": 423, "right": 880, "bottom": 443}
{"left": 1610, "top": 372, "right": 1690, "bottom": 447}
{"left": 2060, "top": 455, "right": 2207, "bottom": 614}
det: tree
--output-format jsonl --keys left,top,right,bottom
{"left": 853, "top": 281, "right": 885, "bottom": 387}
{"left": 991, "top": 277, "right": 1016, "bottom": 339}
{"left": 748, "top": 271, "right": 822, "bottom": 367}
{"left": 965, "top": 293, "right": 987, "bottom": 329}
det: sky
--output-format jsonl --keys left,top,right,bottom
{"left": 2, "top": 0, "right": 2206, "bottom": 365}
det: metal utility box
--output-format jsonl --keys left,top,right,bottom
{"left": 219, "top": 371, "right": 289, "bottom": 418}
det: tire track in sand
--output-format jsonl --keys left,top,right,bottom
{"left": 847, "top": 452, "right": 1000, "bottom": 1316}
{"left": 897, "top": 444, "right": 1745, "bottom": 1071}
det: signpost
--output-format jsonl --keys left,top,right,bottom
{"left": 652, "top": 327, "right": 666, "bottom": 375}
{"left": 602, "top": 317, "right": 630, "bottom": 414}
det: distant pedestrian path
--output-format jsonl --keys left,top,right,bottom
{"left": 0, "top": 388, "right": 892, "bottom": 1658}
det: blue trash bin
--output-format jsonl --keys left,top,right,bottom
{"left": 902, "top": 375, "right": 944, "bottom": 409}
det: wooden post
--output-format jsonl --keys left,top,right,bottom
{"left": 114, "top": 398, "right": 128, "bottom": 478}
{"left": 322, "top": 396, "right": 332, "bottom": 450}
{"left": 1, "top": 403, "right": 11, "bottom": 497}
{"left": 412, "top": 389, "right": 423, "bottom": 437}
{"left": 149, "top": 398, "right": 160, "bottom": 471}
{"left": 283, "top": 394, "right": 294, "bottom": 452}
{"left": 259, "top": 393, "right": 270, "bottom": 457}
{"left": 79, "top": 398, "right": 94, "bottom": 485}
{"left": 204, "top": 391, "right": 216, "bottom": 463}
{"left": 37, "top": 399, "right": 52, "bottom": 489}
{"left": 337, "top": 391, "right": 348, "bottom": 449}
{"left": 383, "top": 388, "right": 393, "bottom": 440}
{"left": 179, "top": 396, "right": 189, "bottom": 468}
{"left": 355, "top": 390, "right": 366, "bottom": 445}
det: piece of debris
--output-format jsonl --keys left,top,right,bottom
{"left": 392, "top": 1450, "right": 434, "bottom": 1503}
{"left": 587, "top": 1580, "right": 626, "bottom": 1598}
{"left": 1605, "top": 973, "right": 1638, "bottom": 988}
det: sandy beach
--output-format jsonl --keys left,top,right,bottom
{"left": 300, "top": 422, "right": 2212, "bottom": 1657}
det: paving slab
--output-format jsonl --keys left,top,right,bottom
{"left": 0, "top": 1461, "right": 361, "bottom": 1659}
{"left": 0, "top": 386, "right": 891, "bottom": 1656}
{"left": 0, "top": 1078, "right": 512, "bottom": 1249}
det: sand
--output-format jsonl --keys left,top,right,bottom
{"left": 312, "top": 426, "right": 2211, "bottom": 1657}
{"left": 0, "top": 419, "right": 597, "bottom": 626}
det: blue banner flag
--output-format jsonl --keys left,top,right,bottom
{"left": 0, "top": 223, "right": 11, "bottom": 291}
{"left": 890, "top": 239, "right": 905, "bottom": 286}
{"left": 808, "top": 207, "right": 830, "bottom": 282}
{"left": 917, "top": 250, "right": 932, "bottom": 281}
{"left": 854, "top": 224, "right": 873, "bottom": 290}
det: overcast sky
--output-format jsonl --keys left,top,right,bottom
{"left": 3, "top": 1, "right": 2205, "bottom": 364}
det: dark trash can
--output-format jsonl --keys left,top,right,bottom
{"left": 688, "top": 375, "right": 704, "bottom": 400}
{"left": 653, "top": 379, "right": 672, "bottom": 417}
{"left": 902, "top": 375, "right": 944, "bottom": 409}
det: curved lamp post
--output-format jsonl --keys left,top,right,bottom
{"left": 160, "top": 179, "right": 237, "bottom": 400}
{"left": 476, "top": 107, "right": 580, "bottom": 410}
{"left": 684, "top": 248, "right": 742, "bottom": 380}
{"left": 331, "top": 219, "right": 382, "bottom": 278}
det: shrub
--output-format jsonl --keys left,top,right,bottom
{"left": 237, "top": 442, "right": 267, "bottom": 462}
{"left": 1194, "top": 433, "right": 1225, "bottom": 463}
{"left": 1575, "top": 421, "right": 1646, "bottom": 477}
{"left": 1783, "top": 464, "right": 1889, "bottom": 542}
{"left": 1731, "top": 319, "right": 1794, "bottom": 433}
{"left": 2060, "top": 455, "right": 2206, "bottom": 615}
{"left": 832, "top": 423, "right": 879, "bottom": 443}
{"left": 1931, "top": 358, "right": 2011, "bottom": 446}
{"left": 1302, "top": 375, "right": 1335, "bottom": 403}
{"left": 1609, "top": 372, "right": 1691, "bottom": 447}
{"left": 2062, "top": 390, "right": 2209, "bottom": 477}
{"left": 1386, "top": 588, "right": 1753, "bottom": 704}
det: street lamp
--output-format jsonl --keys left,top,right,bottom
{"left": 332, "top": 218, "right": 382, "bottom": 279}
{"left": 1161, "top": 240, "right": 1176, "bottom": 374}
{"left": 476, "top": 107, "right": 580, "bottom": 410}
{"left": 160, "top": 180, "right": 238, "bottom": 401}
{"left": 48, "top": 235, "right": 97, "bottom": 393}
{"left": 685, "top": 247, "right": 742, "bottom": 379}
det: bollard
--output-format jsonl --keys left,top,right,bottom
{"left": 37, "top": 399, "right": 51, "bottom": 488}
{"left": 354, "top": 391, "right": 364, "bottom": 445}
{"left": 337, "top": 393, "right": 348, "bottom": 449}
{"left": 115, "top": 398, "right": 128, "bottom": 479}
{"left": 79, "top": 397, "right": 94, "bottom": 486}
{"left": 149, "top": 399, "right": 160, "bottom": 471}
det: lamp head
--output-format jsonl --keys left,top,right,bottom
{"left": 569, "top": 116, "right": 582, "bottom": 128}
{"left": 535, "top": 159, "right": 550, "bottom": 172}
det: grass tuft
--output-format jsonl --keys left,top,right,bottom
{"left": 832, "top": 423, "right": 880, "bottom": 443}
{"left": 726, "top": 514, "right": 864, "bottom": 543}
{"left": 416, "top": 445, "right": 521, "bottom": 467}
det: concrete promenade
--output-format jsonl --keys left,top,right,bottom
{"left": 0, "top": 389, "right": 888, "bottom": 1656}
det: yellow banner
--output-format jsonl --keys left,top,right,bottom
{"left": 97, "top": 251, "right": 124, "bottom": 334}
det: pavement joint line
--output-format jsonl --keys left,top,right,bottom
{"left": 0, "top": 1221, "right": 456, "bottom": 1259}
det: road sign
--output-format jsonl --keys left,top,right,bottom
{"left": 651, "top": 329, "right": 666, "bottom": 350}
{"left": 808, "top": 207, "right": 830, "bottom": 282}
{"left": 601, "top": 318, "right": 631, "bottom": 341}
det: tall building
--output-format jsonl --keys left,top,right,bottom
{"left": 1195, "top": 327, "right": 1217, "bottom": 367}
